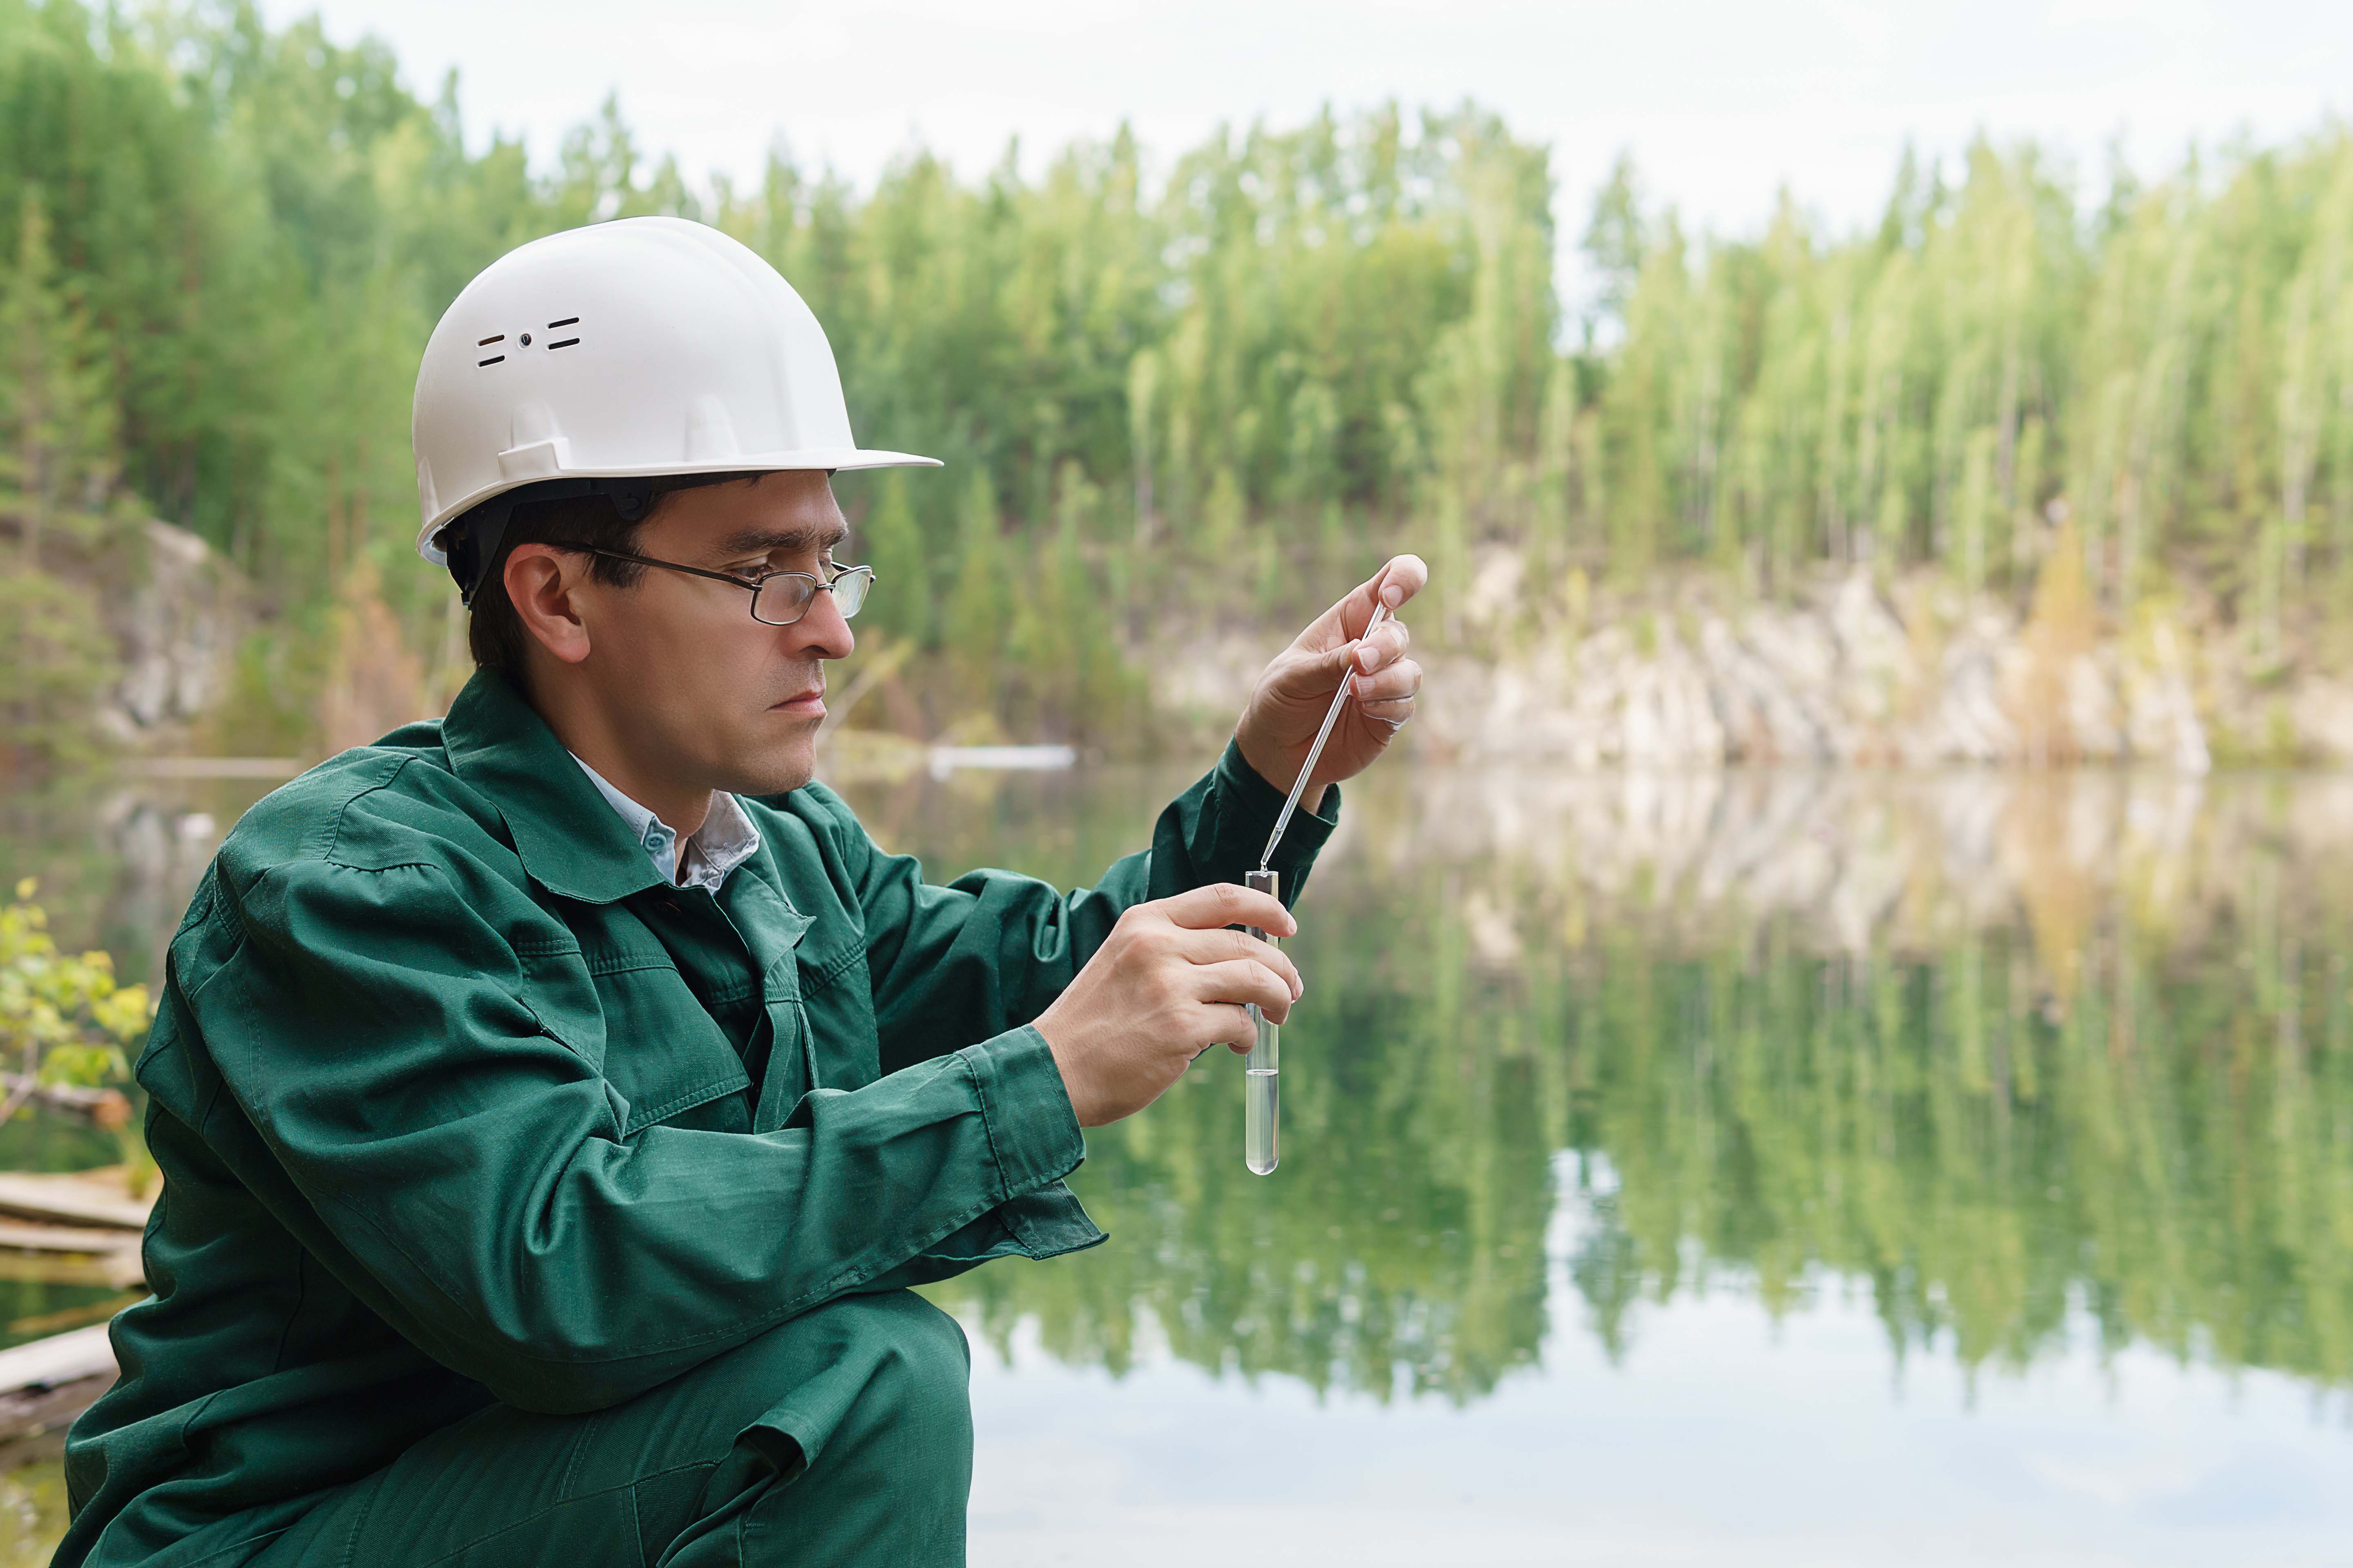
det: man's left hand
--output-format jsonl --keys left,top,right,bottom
{"left": 1234, "top": 553, "right": 1427, "bottom": 808}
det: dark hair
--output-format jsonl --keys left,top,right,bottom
{"left": 463, "top": 473, "right": 769, "bottom": 683}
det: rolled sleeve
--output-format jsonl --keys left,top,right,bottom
{"left": 961, "top": 1024, "right": 1084, "bottom": 1199}
{"left": 960, "top": 1025, "right": 1104, "bottom": 1259}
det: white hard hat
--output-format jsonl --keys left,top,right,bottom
{"left": 411, "top": 216, "right": 937, "bottom": 593}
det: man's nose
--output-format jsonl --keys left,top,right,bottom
{"left": 786, "top": 585, "right": 856, "bottom": 660}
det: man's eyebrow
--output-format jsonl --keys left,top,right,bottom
{"left": 713, "top": 523, "right": 849, "bottom": 560}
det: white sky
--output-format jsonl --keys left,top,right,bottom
{"left": 271, "top": 0, "right": 2352, "bottom": 307}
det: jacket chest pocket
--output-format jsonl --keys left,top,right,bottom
{"left": 798, "top": 948, "right": 879, "bottom": 1090}
{"left": 591, "top": 964, "right": 751, "bottom": 1136}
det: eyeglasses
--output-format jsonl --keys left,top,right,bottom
{"left": 563, "top": 547, "right": 875, "bottom": 626}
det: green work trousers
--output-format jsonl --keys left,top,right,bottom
{"left": 242, "top": 1291, "right": 971, "bottom": 1566}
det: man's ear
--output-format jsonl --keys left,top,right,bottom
{"left": 505, "top": 545, "right": 594, "bottom": 666}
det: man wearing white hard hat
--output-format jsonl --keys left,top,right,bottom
{"left": 58, "top": 217, "right": 1425, "bottom": 1567}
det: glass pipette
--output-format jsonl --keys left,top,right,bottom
{"left": 1243, "top": 599, "right": 1393, "bottom": 1176}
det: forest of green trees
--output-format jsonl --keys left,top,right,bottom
{"left": 6, "top": 0, "right": 2353, "bottom": 764}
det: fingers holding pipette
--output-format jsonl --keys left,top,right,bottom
{"left": 1310, "top": 560, "right": 1421, "bottom": 676}
{"left": 1335, "top": 554, "right": 1429, "bottom": 641}
{"left": 1350, "top": 614, "right": 1411, "bottom": 676}
{"left": 1289, "top": 556, "right": 1426, "bottom": 679}
{"left": 1235, "top": 553, "right": 1429, "bottom": 794}
{"left": 1352, "top": 656, "right": 1422, "bottom": 728}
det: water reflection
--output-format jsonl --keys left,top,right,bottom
{"left": 7, "top": 761, "right": 2353, "bottom": 1411}
{"left": 0, "top": 776, "right": 257, "bottom": 990}
{"left": 862, "top": 766, "right": 2353, "bottom": 1409}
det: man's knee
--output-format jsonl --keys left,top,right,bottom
{"left": 790, "top": 1291, "right": 971, "bottom": 1478}
{"left": 688, "top": 1289, "right": 971, "bottom": 1481}
{"left": 629, "top": 1295, "right": 972, "bottom": 1567}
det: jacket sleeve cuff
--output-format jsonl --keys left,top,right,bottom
{"left": 961, "top": 1024, "right": 1085, "bottom": 1198}
{"left": 1208, "top": 735, "right": 1341, "bottom": 901}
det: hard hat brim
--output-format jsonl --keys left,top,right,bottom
{"left": 415, "top": 448, "right": 942, "bottom": 565}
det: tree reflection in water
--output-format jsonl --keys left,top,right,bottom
{"left": 10, "top": 762, "right": 2352, "bottom": 1411}
{"left": 860, "top": 765, "right": 2353, "bottom": 1408}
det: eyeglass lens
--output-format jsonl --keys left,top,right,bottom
{"left": 752, "top": 567, "right": 872, "bottom": 626}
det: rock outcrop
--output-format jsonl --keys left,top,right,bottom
{"left": 1156, "top": 551, "right": 2353, "bottom": 771}
{"left": 94, "top": 521, "right": 248, "bottom": 747}
{"left": 1411, "top": 560, "right": 2269, "bottom": 771}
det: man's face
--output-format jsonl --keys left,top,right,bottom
{"left": 562, "top": 470, "right": 855, "bottom": 798}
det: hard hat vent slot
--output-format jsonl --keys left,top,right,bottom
{"left": 547, "top": 338, "right": 580, "bottom": 351}
{"left": 477, "top": 355, "right": 505, "bottom": 367}
{"left": 477, "top": 334, "right": 505, "bottom": 347}
{"left": 547, "top": 318, "right": 579, "bottom": 329}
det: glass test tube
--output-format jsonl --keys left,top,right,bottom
{"left": 1244, "top": 867, "right": 1280, "bottom": 1175}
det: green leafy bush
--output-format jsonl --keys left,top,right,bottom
{"left": 0, "top": 877, "right": 147, "bottom": 1100}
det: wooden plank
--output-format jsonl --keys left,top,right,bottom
{"left": 0, "top": 1171, "right": 155, "bottom": 1232}
{"left": 0, "top": 1326, "right": 115, "bottom": 1393}
{"left": 0, "top": 1221, "right": 138, "bottom": 1256}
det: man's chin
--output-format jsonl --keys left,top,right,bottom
{"left": 716, "top": 730, "right": 820, "bottom": 799}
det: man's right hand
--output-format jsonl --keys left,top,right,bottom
{"left": 1031, "top": 883, "right": 1303, "bottom": 1128}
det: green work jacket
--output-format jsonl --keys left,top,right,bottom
{"left": 58, "top": 670, "right": 1336, "bottom": 1568}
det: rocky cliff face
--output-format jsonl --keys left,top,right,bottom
{"left": 97, "top": 522, "right": 247, "bottom": 745}
{"left": 1416, "top": 555, "right": 2353, "bottom": 772}
{"left": 1424, "top": 569, "right": 2210, "bottom": 770}
{"left": 1160, "top": 550, "right": 2346, "bottom": 771}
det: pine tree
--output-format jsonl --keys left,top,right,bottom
{"left": 0, "top": 186, "right": 124, "bottom": 769}
{"left": 0, "top": 190, "right": 120, "bottom": 569}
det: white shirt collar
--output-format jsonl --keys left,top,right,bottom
{"left": 570, "top": 754, "right": 762, "bottom": 894}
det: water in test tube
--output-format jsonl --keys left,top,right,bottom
{"left": 1245, "top": 867, "right": 1281, "bottom": 1174}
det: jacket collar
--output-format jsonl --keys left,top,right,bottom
{"left": 442, "top": 669, "right": 670, "bottom": 905}
{"left": 571, "top": 752, "right": 764, "bottom": 893}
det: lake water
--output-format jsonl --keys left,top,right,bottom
{"left": 6, "top": 759, "right": 2353, "bottom": 1564}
